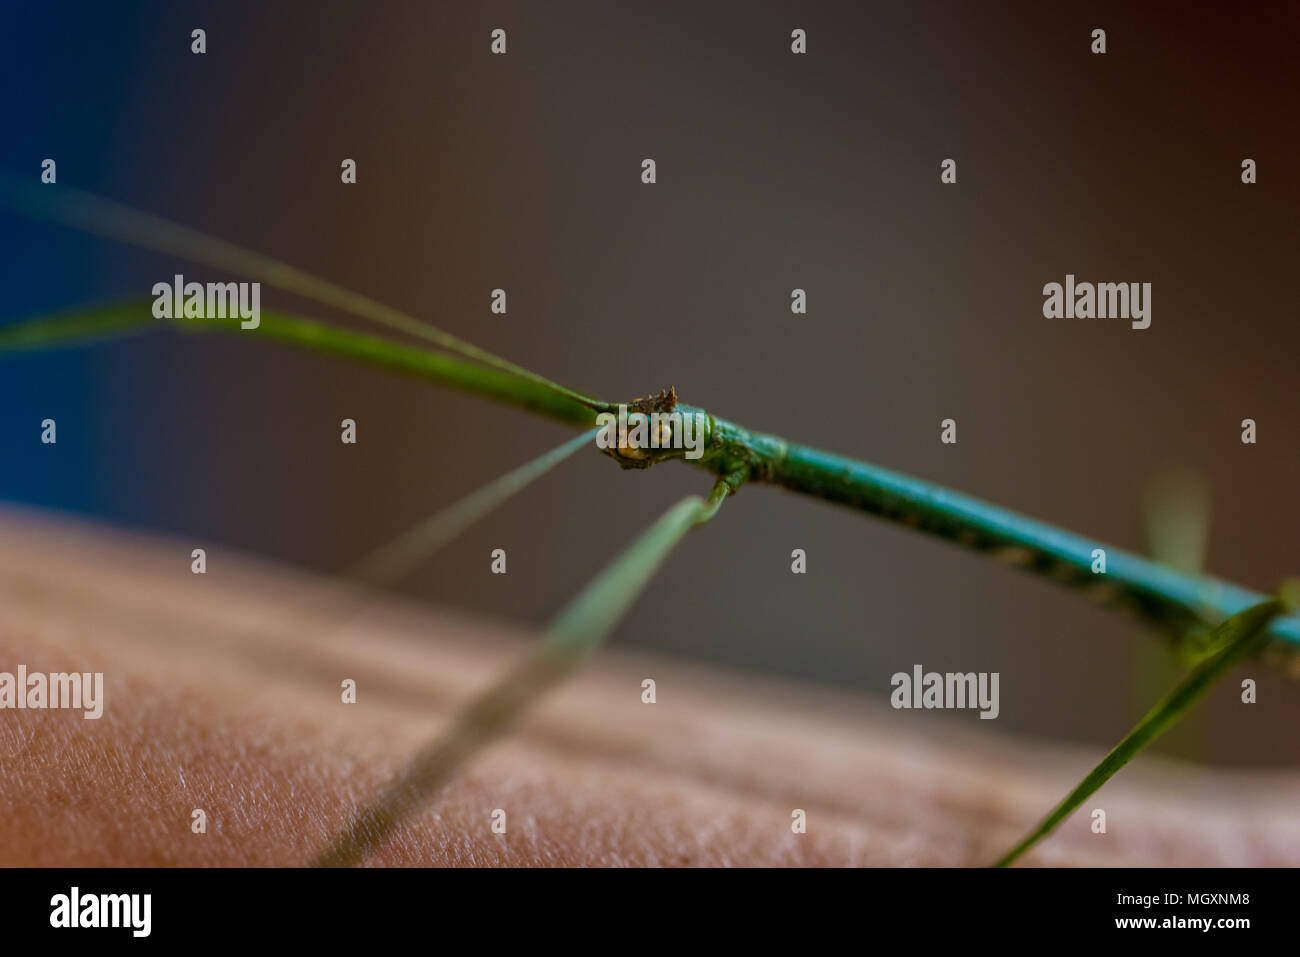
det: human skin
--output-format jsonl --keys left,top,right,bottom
{"left": 1, "top": 507, "right": 1298, "bottom": 867}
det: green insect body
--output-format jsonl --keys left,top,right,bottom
{"left": 679, "top": 408, "right": 1300, "bottom": 671}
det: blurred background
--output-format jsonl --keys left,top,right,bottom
{"left": 2, "top": 1, "right": 1297, "bottom": 764}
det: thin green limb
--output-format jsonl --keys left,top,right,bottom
{"left": 0, "top": 175, "right": 606, "bottom": 412}
{"left": 0, "top": 302, "right": 153, "bottom": 352}
{"left": 313, "top": 476, "right": 739, "bottom": 867}
{"left": 247, "top": 309, "right": 603, "bottom": 426}
{"left": 543, "top": 476, "right": 734, "bottom": 658}
{"left": 253, "top": 430, "right": 603, "bottom": 678}
{"left": 1131, "top": 471, "right": 1214, "bottom": 759}
{"left": 0, "top": 304, "right": 601, "bottom": 427}
{"left": 991, "top": 598, "right": 1283, "bottom": 868}
{"left": 345, "top": 428, "right": 599, "bottom": 589}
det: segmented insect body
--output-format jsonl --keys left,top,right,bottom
{"left": 701, "top": 413, "right": 1300, "bottom": 676}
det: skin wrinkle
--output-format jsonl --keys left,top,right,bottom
{"left": 1, "top": 508, "right": 1299, "bottom": 866}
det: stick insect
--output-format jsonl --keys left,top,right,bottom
{"left": 2, "top": 178, "right": 1294, "bottom": 866}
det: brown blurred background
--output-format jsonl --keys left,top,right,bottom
{"left": 4, "top": 1, "right": 1298, "bottom": 764}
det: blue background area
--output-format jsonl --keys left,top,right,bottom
{"left": 2, "top": 3, "right": 152, "bottom": 518}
